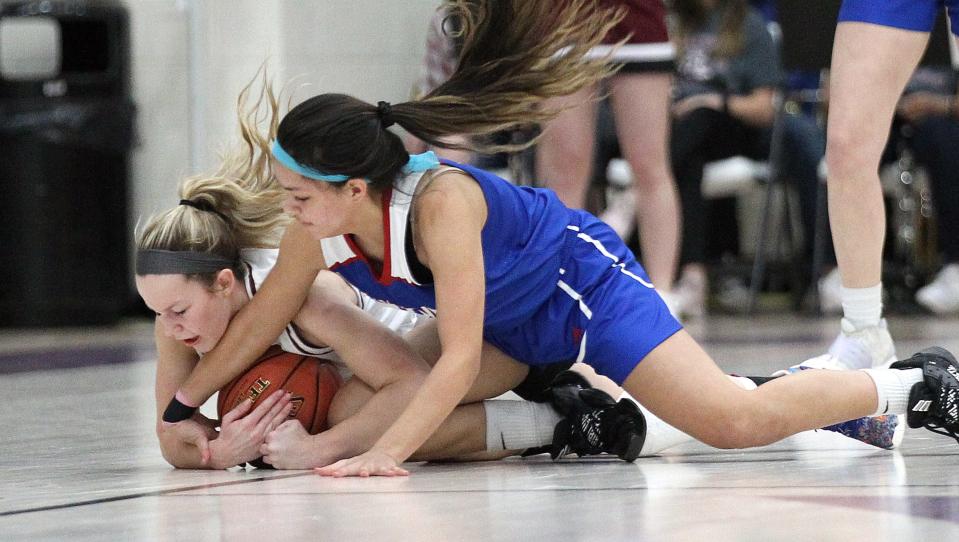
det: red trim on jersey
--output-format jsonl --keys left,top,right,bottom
{"left": 379, "top": 185, "right": 394, "bottom": 285}
{"left": 340, "top": 185, "right": 415, "bottom": 287}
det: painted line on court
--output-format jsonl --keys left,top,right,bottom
{"left": 0, "top": 472, "right": 312, "bottom": 517}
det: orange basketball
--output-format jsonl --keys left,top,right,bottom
{"left": 217, "top": 346, "right": 342, "bottom": 434}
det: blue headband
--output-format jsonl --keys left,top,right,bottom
{"left": 271, "top": 140, "right": 440, "bottom": 182}
{"left": 271, "top": 140, "right": 350, "bottom": 182}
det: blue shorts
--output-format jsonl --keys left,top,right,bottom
{"left": 484, "top": 210, "right": 682, "bottom": 385}
{"left": 839, "top": 0, "right": 959, "bottom": 35}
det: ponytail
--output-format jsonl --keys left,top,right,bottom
{"left": 136, "top": 71, "right": 289, "bottom": 284}
{"left": 276, "top": 0, "right": 624, "bottom": 190}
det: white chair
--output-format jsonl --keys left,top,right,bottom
{"left": 606, "top": 138, "right": 802, "bottom": 315}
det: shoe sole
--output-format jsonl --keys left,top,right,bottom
{"left": 615, "top": 399, "right": 646, "bottom": 462}
{"left": 619, "top": 433, "right": 644, "bottom": 462}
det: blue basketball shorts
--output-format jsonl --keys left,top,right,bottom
{"left": 484, "top": 210, "right": 683, "bottom": 385}
{"left": 839, "top": 0, "right": 959, "bottom": 35}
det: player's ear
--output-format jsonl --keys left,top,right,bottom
{"left": 346, "top": 178, "right": 368, "bottom": 200}
{"left": 212, "top": 268, "right": 236, "bottom": 294}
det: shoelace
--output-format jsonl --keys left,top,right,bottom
{"left": 925, "top": 387, "right": 959, "bottom": 445}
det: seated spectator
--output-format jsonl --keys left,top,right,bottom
{"left": 668, "top": 0, "right": 781, "bottom": 314}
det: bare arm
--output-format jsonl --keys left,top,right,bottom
{"left": 153, "top": 323, "right": 218, "bottom": 468}
{"left": 897, "top": 90, "right": 959, "bottom": 122}
{"left": 672, "top": 87, "right": 777, "bottom": 128}
{"left": 728, "top": 87, "right": 777, "bottom": 127}
{"left": 364, "top": 173, "right": 488, "bottom": 465}
{"left": 291, "top": 278, "right": 431, "bottom": 464}
{"left": 176, "top": 221, "right": 325, "bottom": 407}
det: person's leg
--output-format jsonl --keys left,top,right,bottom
{"left": 671, "top": 108, "right": 755, "bottom": 313}
{"left": 672, "top": 109, "right": 734, "bottom": 279}
{"left": 620, "top": 330, "right": 924, "bottom": 448}
{"left": 824, "top": 23, "right": 929, "bottom": 366}
{"left": 328, "top": 379, "right": 527, "bottom": 462}
{"left": 535, "top": 85, "right": 599, "bottom": 209}
{"left": 808, "top": 22, "right": 931, "bottom": 368}
{"left": 828, "top": 23, "right": 928, "bottom": 288}
{"left": 608, "top": 72, "right": 680, "bottom": 291}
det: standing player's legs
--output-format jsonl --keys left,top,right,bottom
{"left": 535, "top": 85, "right": 599, "bottom": 209}
{"left": 608, "top": 72, "right": 680, "bottom": 293}
{"left": 817, "top": 15, "right": 931, "bottom": 369}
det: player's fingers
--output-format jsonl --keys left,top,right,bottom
{"left": 249, "top": 389, "right": 287, "bottom": 418}
{"left": 314, "top": 458, "right": 348, "bottom": 477}
{"left": 222, "top": 398, "right": 253, "bottom": 424}
{"left": 256, "top": 401, "right": 293, "bottom": 435}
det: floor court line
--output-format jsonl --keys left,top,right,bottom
{"left": 0, "top": 472, "right": 312, "bottom": 518}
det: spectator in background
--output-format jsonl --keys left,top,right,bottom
{"left": 667, "top": 0, "right": 780, "bottom": 315}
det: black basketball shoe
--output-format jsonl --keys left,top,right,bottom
{"left": 889, "top": 347, "right": 959, "bottom": 444}
{"left": 545, "top": 370, "right": 647, "bottom": 462}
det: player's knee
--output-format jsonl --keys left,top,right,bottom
{"left": 539, "top": 134, "right": 593, "bottom": 170}
{"left": 699, "top": 403, "right": 783, "bottom": 449}
{"left": 825, "top": 128, "right": 872, "bottom": 179}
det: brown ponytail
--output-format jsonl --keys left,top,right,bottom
{"left": 276, "top": 0, "right": 624, "bottom": 190}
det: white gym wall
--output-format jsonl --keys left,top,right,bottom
{"left": 125, "top": 0, "right": 439, "bottom": 235}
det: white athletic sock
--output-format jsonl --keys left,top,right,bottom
{"left": 484, "top": 400, "right": 561, "bottom": 452}
{"left": 841, "top": 283, "right": 883, "bottom": 330}
{"left": 728, "top": 375, "right": 758, "bottom": 390}
{"left": 861, "top": 368, "right": 924, "bottom": 416}
{"left": 619, "top": 390, "right": 693, "bottom": 455}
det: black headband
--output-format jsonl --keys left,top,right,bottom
{"left": 377, "top": 101, "right": 395, "bottom": 128}
{"left": 136, "top": 249, "right": 236, "bottom": 275}
{"left": 179, "top": 199, "right": 230, "bottom": 223}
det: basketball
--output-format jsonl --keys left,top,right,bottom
{"left": 217, "top": 346, "right": 342, "bottom": 434}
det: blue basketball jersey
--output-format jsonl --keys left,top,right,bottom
{"left": 320, "top": 161, "right": 571, "bottom": 332}
{"left": 320, "top": 161, "right": 682, "bottom": 384}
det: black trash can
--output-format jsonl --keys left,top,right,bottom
{"left": 0, "top": 0, "right": 135, "bottom": 326}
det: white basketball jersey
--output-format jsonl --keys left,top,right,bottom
{"left": 240, "top": 248, "right": 425, "bottom": 379}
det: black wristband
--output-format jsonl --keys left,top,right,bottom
{"left": 162, "top": 396, "right": 197, "bottom": 423}
{"left": 722, "top": 92, "right": 730, "bottom": 115}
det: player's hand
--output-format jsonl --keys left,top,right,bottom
{"left": 260, "top": 419, "right": 319, "bottom": 469}
{"left": 672, "top": 93, "right": 724, "bottom": 119}
{"left": 211, "top": 390, "right": 293, "bottom": 468}
{"left": 313, "top": 448, "right": 409, "bottom": 478}
{"left": 160, "top": 417, "right": 218, "bottom": 466}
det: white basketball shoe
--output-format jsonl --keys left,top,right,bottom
{"left": 775, "top": 318, "right": 897, "bottom": 376}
